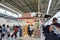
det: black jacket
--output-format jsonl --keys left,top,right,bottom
{"left": 0, "top": 28, "right": 2, "bottom": 33}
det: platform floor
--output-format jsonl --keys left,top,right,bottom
{"left": 2, "top": 34, "right": 45, "bottom": 40}
{"left": 2, "top": 30, "right": 45, "bottom": 40}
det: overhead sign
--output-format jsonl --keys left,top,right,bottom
{"left": 36, "top": 12, "right": 51, "bottom": 18}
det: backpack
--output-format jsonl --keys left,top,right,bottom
{"left": 43, "top": 25, "right": 50, "bottom": 35}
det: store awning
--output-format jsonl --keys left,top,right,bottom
{"left": 17, "top": 17, "right": 38, "bottom": 19}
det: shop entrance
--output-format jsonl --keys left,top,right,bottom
{"left": 17, "top": 13, "right": 41, "bottom": 37}
{"left": 19, "top": 19, "right": 39, "bottom": 37}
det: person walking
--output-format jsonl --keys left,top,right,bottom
{"left": 6, "top": 25, "right": 10, "bottom": 40}
{"left": 0, "top": 25, "right": 2, "bottom": 40}
{"left": 11, "top": 26, "right": 18, "bottom": 38}
{"left": 2, "top": 24, "right": 7, "bottom": 40}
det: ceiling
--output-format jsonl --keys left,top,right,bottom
{"left": 0, "top": 0, "right": 60, "bottom": 16}
{"left": 5, "top": 0, "right": 38, "bottom": 13}
{"left": 0, "top": 0, "right": 48, "bottom": 13}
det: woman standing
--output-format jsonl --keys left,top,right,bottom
{"left": 6, "top": 25, "right": 10, "bottom": 37}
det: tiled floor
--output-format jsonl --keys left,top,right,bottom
{"left": 3, "top": 31, "right": 45, "bottom": 40}
{"left": 19, "top": 38, "right": 41, "bottom": 40}
{"left": 18, "top": 34, "right": 45, "bottom": 40}
{"left": 18, "top": 36, "right": 45, "bottom": 40}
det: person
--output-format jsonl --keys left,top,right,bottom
{"left": 45, "top": 18, "right": 60, "bottom": 40}
{"left": 43, "top": 25, "right": 50, "bottom": 36}
{"left": 45, "top": 25, "right": 59, "bottom": 40}
{"left": 6, "top": 25, "right": 10, "bottom": 37}
{"left": 11, "top": 25, "right": 18, "bottom": 38}
{"left": 28, "top": 25, "right": 34, "bottom": 37}
{"left": 51, "top": 18, "right": 60, "bottom": 34}
{"left": 18, "top": 25, "right": 22, "bottom": 37}
{"left": 17, "top": 25, "right": 22, "bottom": 37}
{"left": 27, "top": 25, "right": 30, "bottom": 36}
{"left": 51, "top": 18, "right": 59, "bottom": 27}
{"left": 0, "top": 25, "right": 2, "bottom": 40}
{"left": 2, "top": 24, "right": 7, "bottom": 39}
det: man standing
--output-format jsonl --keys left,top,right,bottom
{"left": 45, "top": 18, "right": 60, "bottom": 40}
{"left": 2, "top": 24, "right": 7, "bottom": 40}
{"left": 51, "top": 18, "right": 60, "bottom": 34}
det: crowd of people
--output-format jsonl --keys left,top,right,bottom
{"left": 0, "top": 24, "right": 10, "bottom": 40}
{"left": 0, "top": 24, "right": 22, "bottom": 40}
{"left": 0, "top": 23, "right": 37, "bottom": 40}
{"left": 1, "top": 17, "right": 60, "bottom": 40}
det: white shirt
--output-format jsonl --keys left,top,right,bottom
{"left": 30, "top": 26, "right": 34, "bottom": 31}
{"left": 7, "top": 28, "right": 10, "bottom": 32}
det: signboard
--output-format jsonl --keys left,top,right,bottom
{"left": 25, "top": 19, "right": 35, "bottom": 25}
{"left": 22, "top": 13, "right": 31, "bottom": 17}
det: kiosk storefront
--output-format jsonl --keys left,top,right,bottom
{"left": 17, "top": 13, "right": 41, "bottom": 37}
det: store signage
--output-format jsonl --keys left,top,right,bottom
{"left": 36, "top": 13, "right": 51, "bottom": 18}
{"left": 25, "top": 19, "right": 35, "bottom": 24}
{"left": 22, "top": 13, "right": 31, "bottom": 17}
{"left": 17, "top": 13, "right": 38, "bottom": 19}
